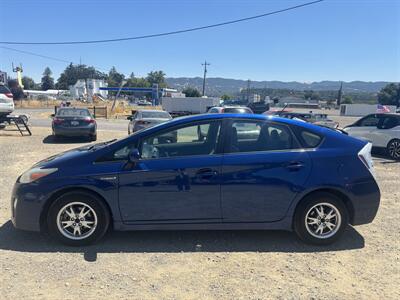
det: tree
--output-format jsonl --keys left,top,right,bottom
{"left": 108, "top": 66, "right": 125, "bottom": 87}
{"left": 378, "top": 83, "right": 400, "bottom": 107}
{"left": 7, "top": 79, "right": 24, "bottom": 100}
{"left": 342, "top": 95, "right": 353, "bottom": 104}
{"left": 146, "top": 70, "right": 166, "bottom": 88}
{"left": 41, "top": 67, "right": 54, "bottom": 90}
{"left": 21, "top": 76, "right": 36, "bottom": 90}
{"left": 221, "top": 94, "right": 231, "bottom": 101}
{"left": 182, "top": 87, "right": 201, "bottom": 97}
{"left": 56, "top": 63, "right": 107, "bottom": 89}
{"left": 304, "top": 90, "right": 320, "bottom": 100}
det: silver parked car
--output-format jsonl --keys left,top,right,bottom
{"left": 127, "top": 109, "right": 172, "bottom": 134}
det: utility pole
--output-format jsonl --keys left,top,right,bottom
{"left": 201, "top": 60, "right": 210, "bottom": 97}
{"left": 246, "top": 79, "right": 251, "bottom": 103}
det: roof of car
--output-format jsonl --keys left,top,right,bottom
{"left": 167, "top": 113, "right": 324, "bottom": 132}
{"left": 58, "top": 107, "right": 89, "bottom": 110}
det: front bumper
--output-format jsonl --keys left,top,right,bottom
{"left": 11, "top": 181, "right": 48, "bottom": 232}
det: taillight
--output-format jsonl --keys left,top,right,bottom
{"left": 358, "top": 142, "right": 375, "bottom": 178}
{"left": 83, "top": 118, "right": 96, "bottom": 124}
{"left": 5, "top": 93, "right": 13, "bottom": 98}
{"left": 137, "top": 120, "right": 150, "bottom": 125}
{"left": 53, "top": 118, "right": 63, "bottom": 124}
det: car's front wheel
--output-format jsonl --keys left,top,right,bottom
{"left": 294, "top": 192, "right": 348, "bottom": 245}
{"left": 47, "top": 191, "right": 110, "bottom": 246}
{"left": 387, "top": 139, "right": 400, "bottom": 160}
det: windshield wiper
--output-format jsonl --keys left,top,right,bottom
{"left": 87, "top": 139, "right": 117, "bottom": 150}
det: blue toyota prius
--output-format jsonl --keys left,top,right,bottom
{"left": 11, "top": 114, "right": 380, "bottom": 246}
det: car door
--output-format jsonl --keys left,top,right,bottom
{"left": 345, "top": 114, "right": 381, "bottom": 143}
{"left": 118, "top": 120, "right": 223, "bottom": 223}
{"left": 220, "top": 119, "right": 312, "bottom": 222}
{"left": 370, "top": 115, "right": 400, "bottom": 147}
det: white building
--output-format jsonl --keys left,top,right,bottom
{"left": 69, "top": 79, "right": 108, "bottom": 100}
{"left": 340, "top": 104, "right": 397, "bottom": 116}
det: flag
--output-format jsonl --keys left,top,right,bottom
{"left": 377, "top": 104, "right": 390, "bottom": 113}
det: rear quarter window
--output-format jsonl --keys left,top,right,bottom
{"left": 292, "top": 126, "right": 323, "bottom": 148}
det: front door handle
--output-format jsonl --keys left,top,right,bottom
{"left": 196, "top": 168, "right": 218, "bottom": 179}
{"left": 285, "top": 161, "right": 304, "bottom": 171}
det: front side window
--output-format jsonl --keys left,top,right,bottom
{"left": 140, "top": 121, "right": 221, "bottom": 159}
{"left": 379, "top": 116, "right": 399, "bottom": 129}
{"left": 227, "top": 120, "right": 297, "bottom": 153}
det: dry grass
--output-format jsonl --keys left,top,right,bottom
{"left": 15, "top": 99, "right": 163, "bottom": 118}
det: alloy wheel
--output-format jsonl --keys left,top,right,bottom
{"left": 56, "top": 202, "right": 98, "bottom": 240}
{"left": 388, "top": 140, "right": 400, "bottom": 160}
{"left": 305, "top": 203, "right": 341, "bottom": 239}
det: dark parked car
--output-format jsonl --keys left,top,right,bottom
{"left": 52, "top": 107, "right": 97, "bottom": 141}
{"left": 12, "top": 114, "right": 380, "bottom": 246}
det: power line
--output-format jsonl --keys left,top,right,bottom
{"left": 0, "top": 46, "right": 110, "bottom": 72}
{"left": 0, "top": 46, "right": 71, "bottom": 63}
{"left": 0, "top": 0, "right": 324, "bottom": 45}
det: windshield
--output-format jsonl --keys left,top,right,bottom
{"left": 57, "top": 109, "right": 90, "bottom": 117}
{"left": 141, "top": 111, "right": 171, "bottom": 119}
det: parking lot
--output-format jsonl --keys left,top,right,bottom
{"left": 0, "top": 116, "right": 399, "bottom": 299}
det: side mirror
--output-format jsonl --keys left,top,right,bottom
{"left": 127, "top": 116, "right": 132, "bottom": 121}
{"left": 50, "top": 113, "right": 55, "bottom": 118}
{"left": 128, "top": 148, "right": 141, "bottom": 163}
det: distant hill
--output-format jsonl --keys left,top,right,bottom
{"left": 165, "top": 77, "right": 392, "bottom": 97}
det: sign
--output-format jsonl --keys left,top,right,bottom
{"left": 0, "top": 71, "right": 7, "bottom": 85}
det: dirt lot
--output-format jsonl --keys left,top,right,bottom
{"left": 0, "top": 126, "right": 399, "bottom": 300}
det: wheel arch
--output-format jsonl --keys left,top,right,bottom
{"left": 292, "top": 188, "right": 355, "bottom": 228}
{"left": 39, "top": 187, "right": 113, "bottom": 232}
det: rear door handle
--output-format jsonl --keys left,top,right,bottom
{"left": 286, "top": 161, "right": 304, "bottom": 171}
{"left": 196, "top": 168, "right": 218, "bottom": 179}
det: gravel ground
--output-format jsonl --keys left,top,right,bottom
{"left": 0, "top": 125, "right": 399, "bottom": 300}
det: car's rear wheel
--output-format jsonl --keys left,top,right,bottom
{"left": 294, "top": 192, "right": 348, "bottom": 245}
{"left": 387, "top": 139, "right": 400, "bottom": 160}
{"left": 47, "top": 191, "right": 110, "bottom": 246}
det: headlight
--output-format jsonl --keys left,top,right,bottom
{"left": 19, "top": 167, "right": 58, "bottom": 184}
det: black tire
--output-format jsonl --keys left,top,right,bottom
{"left": 387, "top": 139, "right": 400, "bottom": 160}
{"left": 47, "top": 191, "right": 110, "bottom": 246}
{"left": 90, "top": 134, "right": 97, "bottom": 141}
{"left": 294, "top": 192, "right": 348, "bottom": 245}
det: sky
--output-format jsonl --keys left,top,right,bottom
{"left": 0, "top": 0, "right": 399, "bottom": 83}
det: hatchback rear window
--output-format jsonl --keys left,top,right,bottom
{"left": 141, "top": 111, "right": 171, "bottom": 119}
{"left": 57, "top": 109, "right": 90, "bottom": 117}
{"left": 224, "top": 108, "right": 252, "bottom": 114}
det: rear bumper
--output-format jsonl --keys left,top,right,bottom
{"left": 347, "top": 179, "right": 380, "bottom": 225}
{"left": 53, "top": 125, "right": 96, "bottom": 137}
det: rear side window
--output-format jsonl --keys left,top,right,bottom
{"left": 226, "top": 120, "right": 298, "bottom": 153}
{"left": 358, "top": 115, "right": 379, "bottom": 127}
